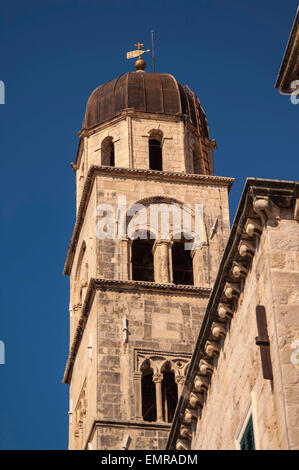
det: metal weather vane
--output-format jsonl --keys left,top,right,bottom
{"left": 126, "top": 42, "right": 150, "bottom": 71}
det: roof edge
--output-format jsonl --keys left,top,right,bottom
{"left": 166, "top": 177, "right": 299, "bottom": 449}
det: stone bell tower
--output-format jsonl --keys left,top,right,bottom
{"left": 63, "top": 54, "right": 233, "bottom": 450}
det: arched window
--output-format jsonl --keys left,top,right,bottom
{"left": 131, "top": 231, "right": 154, "bottom": 282}
{"left": 101, "top": 136, "right": 115, "bottom": 166}
{"left": 149, "top": 133, "right": 163, "bottom": 170}
{"left": 162, "top": 364, "right": 178, "bottom": 423}
{"left": 172, "top": 238, "right": 194, "bottom": 285}
{"left": 141, "top": 363, "right": 156, "bottom": 422}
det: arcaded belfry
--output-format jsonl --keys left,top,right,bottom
{"left": 63, "top": 51, "right": 233, "bottom": 450}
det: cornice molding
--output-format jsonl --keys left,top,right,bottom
{"left": 63, "top": 165, "right": 234, "bottom": 275}
{"left": 166, "top": 178, "right": 299, "bottom": 450}
{"left": 91, "top": 278, "right": 211, "bottom": 295}
{"left": 275, "top": 7, "right": 299, "bottom": 93}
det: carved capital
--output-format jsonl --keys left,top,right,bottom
{"left": 152, "top": 373, "right": 163, "bottom": 384}
{"left": 133, "top": 372, "right": 143, "bottom": 381}
{"left": 175, "top": 375, "right": 186, "bottom": 385}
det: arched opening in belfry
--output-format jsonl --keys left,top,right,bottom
{"left": 149, "top": 132, "right": 163, "bottom": 170}
{"left": 101, "top": 136, "right": 115, "bottom": 166}
{"left": 141, "top": 363, "right": 156, "bottom": 422}
{"left": 131, "top": 231, "right": 155, "bottom": 282}
{"left": 162, "top": 363, "right": 178, "bottom": 423}
{"left": 172, "top": 236, "right": 194, "bottom": 285}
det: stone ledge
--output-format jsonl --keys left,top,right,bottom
{"left": 91, "top": 278, "right": 211, "bottom": 296}
{"left": 94, "top": 419, "right": 171, "bottom": 429}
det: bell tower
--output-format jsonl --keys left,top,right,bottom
{"left": 63, "top": 56, "right": 233, "bottom": 450}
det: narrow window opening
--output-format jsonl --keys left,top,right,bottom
{"left": 109, "top": 144, "right": 115, "bottom": 166}
{"left": 142, "top": 367, "right": 156, "bottom": 422}
{"left": 241, "top": 416, "right": 255, "bottom": 450}
{"left": 172, "top": 240, "right": 194, "bottom": 285}
{"left": 132, "top": 233, "right": 154, "bottom": 282}
{"left": 162, "top": 365, "right": 178, "bottom": 423}
{"left": 101, "top": 137, "right": 115, "bottom": 166}
{"left": 149, "top": 138, "right": 162, "bottom": 170}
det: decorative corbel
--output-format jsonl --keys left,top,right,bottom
{"left": 176, "top": 439, "right": 191, "bottom": 450}
{"left": 205, "top": 340, "right": 221, "bottom": 357}
{"left": 189, "top": 392, "right": 204, "bottom": 409}
{"left": 180, "top": 425, "right": 192, "bottom": 440}
{"left": 253, "top": 196, "right": 271, "bottom": 220}
{"left": 183, "top": 407, "right": 197, "bottom": 424}
{"left": 224, "top": 282, "right": 241, "bottom": 299}
{"left": 238, "top": 239, "right": 255, "bottom": 257}
{"left": 253, "top": 196, "right": 280, "bottom": 223}
{"left": 199, "top": 359, "right": 214, "bottom": 375}
{"left": 217, "top": 303, "right": 233, "bottom": 320}
{"left": 211, "top": 322, "right": 227, "bottom": 339}
{"left": 193, "top": 375, "right": 209, "bottom": 393}
{"left": 232, "top": 261, "right": 249, "bottom": 279}
{"left": 245, "top": 218, "right": 262, "bottom": 237}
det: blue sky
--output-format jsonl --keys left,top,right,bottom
{"left": 0, "top": 0, "right": 298, "bottom": 449}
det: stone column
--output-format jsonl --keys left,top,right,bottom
{"left": 133, "top": 372, "right": 143, "bottom": 420}
{"left": 175, "top": 375, "right": 186, "bottom": 397}
{"left": 153, "top": 373, "right": 164, "bottom": 422}
{"left": 152, "top": 240, "right": 171, "bottom": 283}
{"left": 191, "top": 246, "right": 209, "bottom": 287}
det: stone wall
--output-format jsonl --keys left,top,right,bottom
{"left": 74, "top": 112, "right": 215, "bottom": 207}
{"left": 94, "top": 286, "right": 208, "bottom": 449}
{"left": 191, "top": 206, "right": 299, "bottom": 449}
{"left": 94, "top": 172, "right": 230, "bottom": 285}
{"left": 65, "top": 109, "right": 232, "bottom": 449}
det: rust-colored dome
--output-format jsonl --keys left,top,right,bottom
{"left": 82, "top": 72, "right": 209, "bottom": 137}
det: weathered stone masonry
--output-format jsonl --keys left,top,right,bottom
{"left": 63, "top": 71, "right": 233, "bottom": 449}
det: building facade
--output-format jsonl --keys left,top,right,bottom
{"left": 63, "top": 69, "right": 233, "bottom": 449}
{"left": 167, "top": 179, "right": 299, "bottom": 450}
{"left": 275, "top": 7, "right": 299, "bottom": 94}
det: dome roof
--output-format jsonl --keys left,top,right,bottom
{"left": 82, "top": 72, "right": 209, "bottom": 137}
